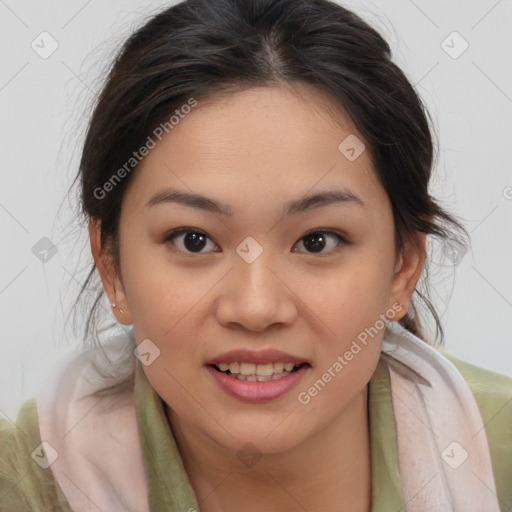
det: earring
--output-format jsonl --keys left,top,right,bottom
{"left": 111, "top": 303, "right": 124, "bottom": 316}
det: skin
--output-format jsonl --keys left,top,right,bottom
{"left": 90, "top": 83, "right": 425, "bottom": 511}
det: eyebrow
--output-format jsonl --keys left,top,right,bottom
{"left": 145, "top": 186, "right": 365, "bottom": 216}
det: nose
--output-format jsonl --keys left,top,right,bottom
{"left": 214, "top": 251, "right": 298, "bottom": 332}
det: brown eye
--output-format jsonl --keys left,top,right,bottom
{"left": 164, "top": 229, "right": 218, "bottom": 254}
{"left": 293, "top": 230, "right": 347, "bottom": 255}
{"left": 163, "top": 228, "right": 347, "bottom": 256}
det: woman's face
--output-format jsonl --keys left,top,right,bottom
{"left": 92, "top": 84, "right": 423, "bottom": 454}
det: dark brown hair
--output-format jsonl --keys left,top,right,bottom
{"left": 68, "top": 0, "right": 468, "bottom": 371}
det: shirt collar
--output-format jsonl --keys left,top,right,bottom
{"left": 135, "top": 361, "right": 200, "bottom": 511}
{"left": 369, "top": 356, "right": 406, "bottom": 510}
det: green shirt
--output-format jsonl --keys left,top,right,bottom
{"left": 1, "top": 353, "right": 511, "bottom": 511}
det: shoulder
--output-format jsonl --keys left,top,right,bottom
{"left": 0, "top": 332, "right": 138, "bottom": 512}
{"left": 441, "top": 351, "right": 512, "bottom": 415}
{"left": 442, "top": 351, "right": 512, "bottom": 390}
{"left": 0, "top": 398, "right": 70, "bottom": 511}
{"left": 441, "top": 351, "right": 512, "bottom": 511}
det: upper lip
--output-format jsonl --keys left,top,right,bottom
{"left": 205, "top": 349, "right": 310, "bottom": 366}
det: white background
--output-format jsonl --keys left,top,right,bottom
{"left": 1, "top": 0, "right": 511, "bottom": 420}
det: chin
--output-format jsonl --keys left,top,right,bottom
{"left": 211, "top": 423, "right": 307, "bottom": 458}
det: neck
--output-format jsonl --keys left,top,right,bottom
{"left": 165, "top": 385, "right": 372, "bottom": 512}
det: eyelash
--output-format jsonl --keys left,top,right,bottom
{"left": 162, "top": 227, "right": 348, "bottom": 256}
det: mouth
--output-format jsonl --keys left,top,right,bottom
{"left": 207, "top": 361, "right": 310, "bottom": 381}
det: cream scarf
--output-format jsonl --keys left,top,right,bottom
{"left": 36, "top": 322, "right": 501, "bottom": 511}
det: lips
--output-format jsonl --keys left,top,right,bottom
{"left": 206, "top": 363, "right": 310, "bottom": 402}
{"left": 204, "top": 348, "right": 311, "bottom": 401}
{"left": 205, "top": 348, "right": 310, "bottom": 366}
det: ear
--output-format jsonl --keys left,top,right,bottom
{"left": 88, "top": 217, "right": 132, "bottom": 325}
{"left": 388, "top": 232, "right": 426, "bottom": 321}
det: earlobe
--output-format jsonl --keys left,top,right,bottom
{"left": 88, "top": 217, "right": 132, "bottom": 324}
{"left": 388, "top": 232, "right": 426, "bottom": 320}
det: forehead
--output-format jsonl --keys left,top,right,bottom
{"left": 123, "top": 84, "right": 386, "bottom": 216}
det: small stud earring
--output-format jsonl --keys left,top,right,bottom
{"left": 111, "top": 303, "right": 124, "bottom": 316}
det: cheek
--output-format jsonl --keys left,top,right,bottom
{"left": 297, "top": 251, "right": 393, "bottom": 381}
{"left": 121, "top": 243, "right": 205, "bottom": 333}
{"left": 298, "top": 270, "right": 386, "bottom": 420}
{"left": 309, "top": 257, "right": 392, "bottom": 333}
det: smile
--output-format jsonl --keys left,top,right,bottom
{"left": 209, "top": 362, "right": 309, "bottom": 381}
{"left": 206, "top": 361, "right": 310, "bottom": 402}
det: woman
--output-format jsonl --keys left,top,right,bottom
{"left": 1, "top": 0, "right": 510, "bottom": 510}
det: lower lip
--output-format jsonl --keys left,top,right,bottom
{"left": 206, "top": 365, "right": 309, "bottom": 403}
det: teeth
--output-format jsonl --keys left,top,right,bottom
{"left": 255, "top": 363, "right": 273, "bottom": 376}
{"left": 240, "top": 363, "right": 256, "bottom": 375}
{"left": 214, "top": 361, "right": 306, "bottom": 380}
{"left": 273, "top": 362, "right": 284, "bottom": 373}
{"left": 229, "top": 362, "right": 240, "bottom": 374}
{"left": 237, "top": 371, "right": 292, "bottom": 381}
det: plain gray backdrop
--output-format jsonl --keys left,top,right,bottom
{"left": 1, "top": 0, "right": 511, "bottom": 419}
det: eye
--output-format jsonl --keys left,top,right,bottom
{"left": 163, "top": 228, "right": 347, "bottom": 256}
{"left": 163, "top": 228, "right": 219, "bottom": 255}
{"left": 292, "top": 230, "right": 347, "bottom": 255}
